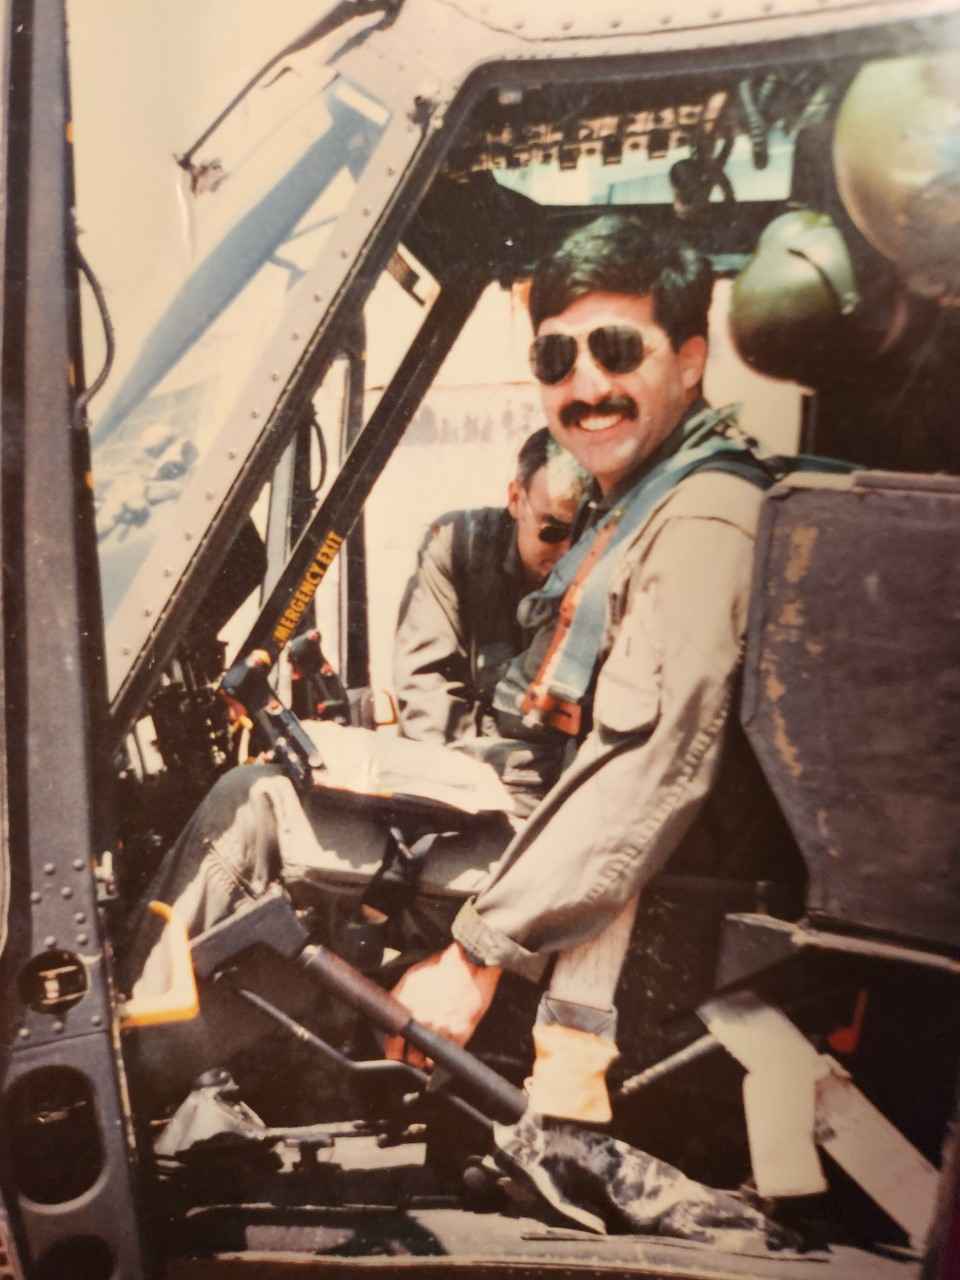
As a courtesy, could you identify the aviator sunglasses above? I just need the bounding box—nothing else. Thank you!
[530,323,647,386]
[518,486,573,544]
[537,518,573,545]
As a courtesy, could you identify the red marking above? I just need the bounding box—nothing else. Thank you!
[521,520,619,737]
[220,691,248,724]
[827,988,868,1055]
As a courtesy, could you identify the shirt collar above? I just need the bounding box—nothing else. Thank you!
[585,397,711,517]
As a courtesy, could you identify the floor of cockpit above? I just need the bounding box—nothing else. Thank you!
[156,1131,922,1280]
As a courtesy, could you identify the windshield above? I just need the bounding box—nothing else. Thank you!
[88,72,390,622]
[493,126,793,206]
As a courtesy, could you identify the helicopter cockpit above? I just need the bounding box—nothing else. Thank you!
[6,2,960,1275]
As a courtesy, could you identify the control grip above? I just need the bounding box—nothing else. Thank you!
[297,942,526,1124]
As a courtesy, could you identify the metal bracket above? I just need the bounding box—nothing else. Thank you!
[699,991,938,1247]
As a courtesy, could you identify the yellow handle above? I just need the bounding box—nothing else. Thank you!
[119,902,199,1030]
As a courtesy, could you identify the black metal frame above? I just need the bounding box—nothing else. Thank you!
[0,2,147,1274]
[231,265,487,671]
[339,317,372,692]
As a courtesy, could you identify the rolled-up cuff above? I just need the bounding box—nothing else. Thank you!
[451,899,548,983]
[536,992,618,1040]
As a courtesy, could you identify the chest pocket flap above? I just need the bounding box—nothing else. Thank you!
[593,586,661,736]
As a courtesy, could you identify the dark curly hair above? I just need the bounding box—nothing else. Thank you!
[529,215,714,351]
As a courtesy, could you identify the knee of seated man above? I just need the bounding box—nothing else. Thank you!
[205,761,288,814]
[198,763,290,842]
[178,763,294,894]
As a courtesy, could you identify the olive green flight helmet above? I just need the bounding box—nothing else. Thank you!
[834,53,960,305]
[729,208,860,385]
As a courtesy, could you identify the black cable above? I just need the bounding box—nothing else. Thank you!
[737,78,769,171]
[310,410,329,497]
[74,245,116,426]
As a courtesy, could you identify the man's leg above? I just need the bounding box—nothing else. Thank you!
[119,764,390,1108]
[120,765,393,994]
[527,897,639,1122]
[120,768,515,1110]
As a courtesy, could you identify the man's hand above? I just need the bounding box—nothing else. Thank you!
[385,942,502,1069]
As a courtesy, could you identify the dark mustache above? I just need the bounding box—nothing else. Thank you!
[560,395,638,428]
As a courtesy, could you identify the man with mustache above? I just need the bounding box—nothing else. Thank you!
[123,215,794,1121]
[385,214,796,1084]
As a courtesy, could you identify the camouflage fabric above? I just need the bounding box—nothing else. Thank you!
[494,1111,800,1251]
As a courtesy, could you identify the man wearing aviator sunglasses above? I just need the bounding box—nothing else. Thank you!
[393,427,587,815]
[387,215,797,1086]
[122,215,792,1135]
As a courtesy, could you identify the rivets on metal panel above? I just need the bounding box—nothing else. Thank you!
[61,887,73,900]
[53,1021,64,1034]
[30,892,41,904]
[228,450,238,461]
[91,1013,102,1027]
[43,863,55,876]
[44,936,56,948]
[72,859,84,871]
[18,1027,30,1040]
[77,933,88,946]
[74,912,86,924]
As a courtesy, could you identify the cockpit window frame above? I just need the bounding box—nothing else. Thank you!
[99,1,959,747]
[103,82,424,740]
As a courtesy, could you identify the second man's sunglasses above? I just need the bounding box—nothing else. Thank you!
[537,519,572,545]
[519,487,573,544]
[529,323,647,386]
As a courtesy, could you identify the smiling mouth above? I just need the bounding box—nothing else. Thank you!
[576,412,628,434]
[561,396,638,433]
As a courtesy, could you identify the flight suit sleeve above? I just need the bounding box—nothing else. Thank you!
[451,505,757,982]
[393,516,479,745]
